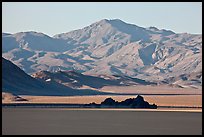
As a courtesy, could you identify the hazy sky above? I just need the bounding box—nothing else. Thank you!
[2,2,202,36]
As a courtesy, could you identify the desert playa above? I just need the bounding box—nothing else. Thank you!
[2,85,202,135]
[3,85,202,111]
[2,108,202,135]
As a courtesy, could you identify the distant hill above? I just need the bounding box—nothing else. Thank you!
[32,70,156,89]
[2,57,108,96]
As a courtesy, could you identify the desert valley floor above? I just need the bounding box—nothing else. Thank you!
[2,108,202,135]
[2,75,202,136]
[3,85,202,109]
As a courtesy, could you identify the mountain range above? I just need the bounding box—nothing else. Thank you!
[3,57,158,96]
[2,19,202,88]
[2,57,108,96]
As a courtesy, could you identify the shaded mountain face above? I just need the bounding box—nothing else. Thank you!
[2,57,107,96]
[32,70,156,89]
[2,19,202,88]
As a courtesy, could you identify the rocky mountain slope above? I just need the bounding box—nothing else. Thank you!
[2,19,202,88]
[32,70,156,89]
[2,57,107,96]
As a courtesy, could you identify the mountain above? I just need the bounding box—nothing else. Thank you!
[2,31,79,73]
[53,19,175,59]
[2,31,72,52]
[2,57,107,96]
[32,70,156,89]
[160,71,202,88]
[2,19,202,88]
[54,19,151,47]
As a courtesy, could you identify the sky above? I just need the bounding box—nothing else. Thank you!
[2,2,202,36]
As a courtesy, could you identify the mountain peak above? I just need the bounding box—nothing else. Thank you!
[98,19,109,22]
[96,19,132,26]
[97,19,140,28]
[148,26,159,31]
[109,19,127,23]
[146,26,175,35]
[93,19,111,26]
[13,31,49,38]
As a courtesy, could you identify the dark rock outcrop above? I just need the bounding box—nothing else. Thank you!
[85,95,157,109]
[101,98,117,106]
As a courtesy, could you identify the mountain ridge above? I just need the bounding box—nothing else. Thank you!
[2,19,202,88]
[2,57,108,96]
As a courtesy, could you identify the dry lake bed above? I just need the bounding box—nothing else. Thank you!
[2,108,202,135]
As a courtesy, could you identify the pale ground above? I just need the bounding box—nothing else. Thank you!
[2,85,202,111]
[97,85,202,94]
[3,108,202,135]
[5,95,200,108]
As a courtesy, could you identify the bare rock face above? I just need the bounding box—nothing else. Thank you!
[2,19,202,88]
[101,98,117,106]
[31,70,156,89]
[99,95,157,109]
